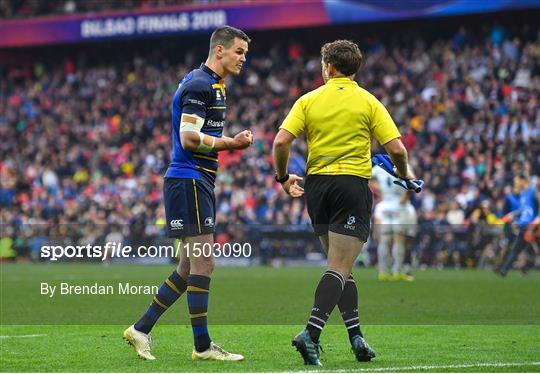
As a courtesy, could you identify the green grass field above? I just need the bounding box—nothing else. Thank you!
[1,264,539,372]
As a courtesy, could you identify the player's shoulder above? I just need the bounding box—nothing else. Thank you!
[180,68,213,93]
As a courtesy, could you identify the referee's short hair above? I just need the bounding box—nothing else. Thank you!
[321,40,363,76]
[209,25,251,54]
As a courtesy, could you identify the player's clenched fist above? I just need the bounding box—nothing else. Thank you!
[232,130,253,150]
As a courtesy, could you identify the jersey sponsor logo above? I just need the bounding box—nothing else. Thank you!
[344,215,357,230]
[206,119,225,128]
[187,98,205,106]
[170,219,184,230]
[204,217,214,227]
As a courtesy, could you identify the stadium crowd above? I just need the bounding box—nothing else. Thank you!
[1,22,539,268]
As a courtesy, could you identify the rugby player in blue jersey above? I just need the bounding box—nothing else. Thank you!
[498,174,538,277]
[124,25,252,361]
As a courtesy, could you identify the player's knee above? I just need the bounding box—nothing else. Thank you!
[205,257,215,274]
[177,258,190,279]
[379,233,392,247]
[327,256,353,278]
[190,256,215,276]
[326,265,350,280]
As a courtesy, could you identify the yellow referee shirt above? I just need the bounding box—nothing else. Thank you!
[280,77,401,179]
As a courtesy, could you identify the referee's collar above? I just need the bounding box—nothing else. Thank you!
[327,77,357,85]
[200,63,222,81]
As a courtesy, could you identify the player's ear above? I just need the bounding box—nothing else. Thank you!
[328,63,335,78]
[321,62,328,80]
[215,44,224,58]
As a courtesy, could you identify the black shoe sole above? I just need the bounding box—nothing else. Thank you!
[354,348,376,362]
[292,339,310,365]
[355,353,374,362]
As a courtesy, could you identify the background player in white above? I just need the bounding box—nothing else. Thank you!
[371,164,417,281]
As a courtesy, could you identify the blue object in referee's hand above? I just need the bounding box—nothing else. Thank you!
[371,154,424,193]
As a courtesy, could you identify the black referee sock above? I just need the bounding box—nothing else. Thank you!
[338,274,363,344]
[134,270,187,334]
[306,270,345,344]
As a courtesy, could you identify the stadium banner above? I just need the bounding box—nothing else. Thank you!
[0,1,328,48]
[1,0,538,48]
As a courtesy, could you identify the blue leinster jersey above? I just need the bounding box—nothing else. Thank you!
[516,186,538,226]
[165,64,226,186]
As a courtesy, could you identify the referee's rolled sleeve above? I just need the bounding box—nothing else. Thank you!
[370,98,401,145]
[279,97,306,137]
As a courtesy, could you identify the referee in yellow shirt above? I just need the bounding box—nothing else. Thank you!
[273,40,412,366]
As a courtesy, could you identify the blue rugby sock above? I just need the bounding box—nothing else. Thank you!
[187,274,212,352]
[134,270,187,334]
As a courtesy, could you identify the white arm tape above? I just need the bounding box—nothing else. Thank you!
[180,113,204,133]
[197,132,215,152]
[180,113,214,152]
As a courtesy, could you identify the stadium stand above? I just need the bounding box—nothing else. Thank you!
[1,17,538,268]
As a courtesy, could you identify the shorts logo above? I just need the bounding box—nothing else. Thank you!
[204,217,214,227]
[170,219,184,230]
[345,215,356,231]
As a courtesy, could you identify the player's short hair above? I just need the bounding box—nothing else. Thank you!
[321,40,363,76]
[209,25,250,54]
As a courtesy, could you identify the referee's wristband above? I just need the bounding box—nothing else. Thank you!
[275,173,290,184]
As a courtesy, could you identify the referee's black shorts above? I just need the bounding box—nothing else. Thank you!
[305,174,373,242]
